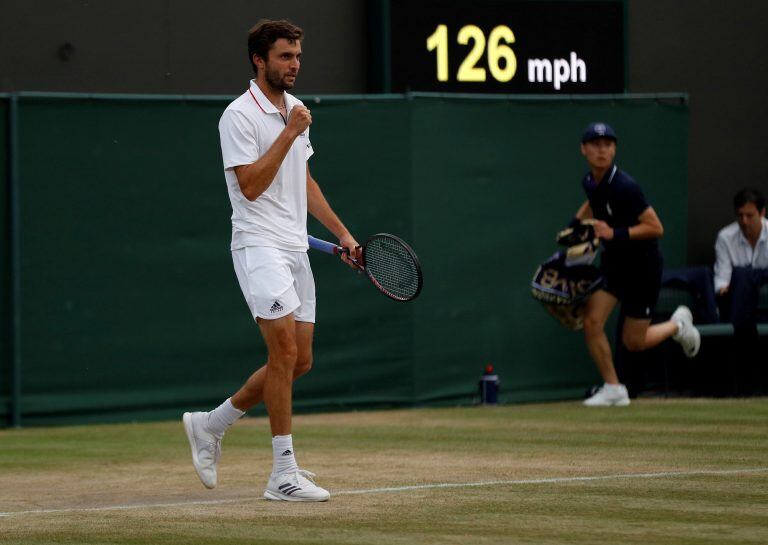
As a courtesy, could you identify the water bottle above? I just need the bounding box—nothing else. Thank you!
[479,364,499,405]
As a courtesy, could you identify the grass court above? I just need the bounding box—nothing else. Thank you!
[1,398,767,544]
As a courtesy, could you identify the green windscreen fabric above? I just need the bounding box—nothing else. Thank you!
[0,97,9,421]
[409,97,688,404]
[15,97,250,423]
[4,93,687,426]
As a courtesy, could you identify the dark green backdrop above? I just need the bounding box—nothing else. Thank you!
[0,93,688,426]
[1,97,9,417]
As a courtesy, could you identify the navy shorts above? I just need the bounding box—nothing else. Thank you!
[600,250,663,319]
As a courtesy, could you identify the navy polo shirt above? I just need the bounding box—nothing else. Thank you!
[582,164,659,258]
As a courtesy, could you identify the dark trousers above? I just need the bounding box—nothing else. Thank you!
[719,266,768,336]
[719,266,768,394]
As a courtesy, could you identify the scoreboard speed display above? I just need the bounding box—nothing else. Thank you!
[388,0,624,94]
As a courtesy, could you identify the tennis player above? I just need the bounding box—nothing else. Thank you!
[183,19,359,502]
[574,123,701,407]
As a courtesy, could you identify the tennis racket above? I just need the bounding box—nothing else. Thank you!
[308,233,423,302]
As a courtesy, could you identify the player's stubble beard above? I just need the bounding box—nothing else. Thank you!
[264,65,296,92]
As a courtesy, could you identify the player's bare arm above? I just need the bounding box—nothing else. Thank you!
[594,206,664,241]
[233,105,312,201]
[306,166,360,263]
[575,200,593,220]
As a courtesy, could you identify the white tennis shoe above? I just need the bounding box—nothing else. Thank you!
[671,305,701,358]
[583,383,630,407]
[183,411,221,489]
[264,469,330,502]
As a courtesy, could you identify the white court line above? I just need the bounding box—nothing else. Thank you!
[1,467,767,518]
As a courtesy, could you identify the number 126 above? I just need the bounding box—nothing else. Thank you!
[426,24,517,83]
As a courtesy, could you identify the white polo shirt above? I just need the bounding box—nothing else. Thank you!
[218,80,314,251]
[714,218,768,290]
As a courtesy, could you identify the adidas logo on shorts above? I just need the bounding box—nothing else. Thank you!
[269,300,284,314]
[281,449,293,456]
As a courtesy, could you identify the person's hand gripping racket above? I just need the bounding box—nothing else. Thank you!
[337,233,362,270]
[308,233,423,302]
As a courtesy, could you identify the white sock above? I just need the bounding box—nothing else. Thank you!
[672,320,685,340]
[272,434,299,477]
[206,398,244,438]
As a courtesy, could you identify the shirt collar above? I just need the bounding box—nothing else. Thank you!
[736,218,768,246]
[584,163,618,191]
[759,218,768,243]
[603,164,618,185]
[248,79,289,115]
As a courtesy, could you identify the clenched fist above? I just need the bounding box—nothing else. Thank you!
[287,105,312,137]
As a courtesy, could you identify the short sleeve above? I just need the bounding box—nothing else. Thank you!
[622,181,650,220]
[305,128,314,161]
[219,109,259,170]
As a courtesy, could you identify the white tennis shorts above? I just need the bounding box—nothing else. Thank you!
[231,246,316,323]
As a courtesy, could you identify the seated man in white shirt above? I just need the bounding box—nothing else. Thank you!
[713,187,768,337]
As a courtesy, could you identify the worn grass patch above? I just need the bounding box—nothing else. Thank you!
[1,399,767,544]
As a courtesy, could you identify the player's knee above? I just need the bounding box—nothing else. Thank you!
[279,346,299,367]
[294,355,313,378]
[271,338,298,369]
[622,333,645,352]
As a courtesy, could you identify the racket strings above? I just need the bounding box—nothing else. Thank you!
[364,237,421,300]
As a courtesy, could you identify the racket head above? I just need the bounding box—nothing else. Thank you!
[361,233,423,302]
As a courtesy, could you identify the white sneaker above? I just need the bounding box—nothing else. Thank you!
[183,411,221,489]
[264,469,330,502]
[671,305,701,358]
[583,383,630,407]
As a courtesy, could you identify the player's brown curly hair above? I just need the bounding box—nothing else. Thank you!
[247,19,304,76]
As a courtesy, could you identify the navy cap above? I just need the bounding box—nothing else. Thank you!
[581,122,618,143]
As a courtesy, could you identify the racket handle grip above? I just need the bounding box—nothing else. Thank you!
[308,235,342,255]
